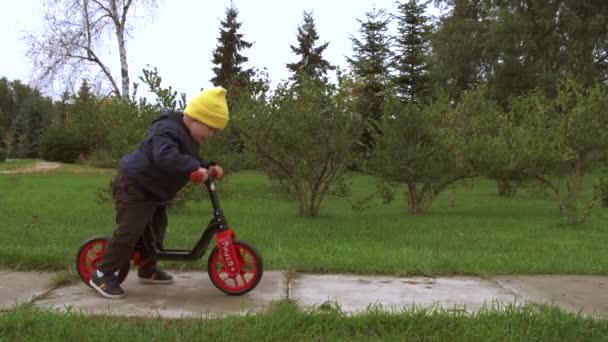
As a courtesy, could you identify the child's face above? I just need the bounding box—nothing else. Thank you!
[189,121,216,143]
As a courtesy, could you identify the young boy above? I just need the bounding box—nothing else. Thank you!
[90,87,229,299]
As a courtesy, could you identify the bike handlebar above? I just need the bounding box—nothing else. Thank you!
[190,170,206,183]
[190,168,221,184]
[190,168,222,210]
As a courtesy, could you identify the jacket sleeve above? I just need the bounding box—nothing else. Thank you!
[151,132,200,174]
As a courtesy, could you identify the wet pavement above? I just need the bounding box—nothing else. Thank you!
[36,271,286,318]
[290,274,521,313]
[495,275,608,315]
[0,270,54,310]
[2,270,608,318]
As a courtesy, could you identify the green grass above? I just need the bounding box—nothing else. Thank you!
[1,302,607,341]
[1,165,607,275]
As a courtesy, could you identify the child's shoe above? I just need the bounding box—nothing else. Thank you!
[138,266,174,284]
[90,272,125,299]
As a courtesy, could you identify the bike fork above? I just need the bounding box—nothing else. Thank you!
[215,229,242,277]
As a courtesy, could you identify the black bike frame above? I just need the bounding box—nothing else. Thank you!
[142,175,230,261]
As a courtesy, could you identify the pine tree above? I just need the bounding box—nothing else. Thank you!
[431,1,497,102]
[72,80,96,121]
[393,0,433,103]
[483,0,608,102]
[11,92,48,158]
[0,78,15,132]
[5,82,50,158]
[286,11,336,86]
[346,6,392,155]
[54,91,72,124]
[9,80,34,121]
[210,1,254,98]
[76,80,93,102]
[0,110,7,153]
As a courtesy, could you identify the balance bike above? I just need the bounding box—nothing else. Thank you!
[75,169,264,295]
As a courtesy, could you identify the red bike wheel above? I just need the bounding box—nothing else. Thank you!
[207,239,263,296]
[76,236,130,286]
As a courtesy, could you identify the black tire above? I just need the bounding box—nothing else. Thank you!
[76,235,131,287]
[207,239,264,296]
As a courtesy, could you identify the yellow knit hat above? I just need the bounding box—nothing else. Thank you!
[183,87,229,130]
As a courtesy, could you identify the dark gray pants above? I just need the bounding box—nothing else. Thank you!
[97,172,166,274]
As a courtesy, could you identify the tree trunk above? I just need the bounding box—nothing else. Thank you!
[85,0,122,97]
[295,182,307,216]
[497,179,517,197]
[110,0,131,98]
[560,160,585,217]
[309,191,319,217]
[116,27,130,98]
[406,182,423,214]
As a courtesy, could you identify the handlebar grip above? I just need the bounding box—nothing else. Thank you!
[190,171,205,183]
[210,167,223,180]
[191,168,221,183]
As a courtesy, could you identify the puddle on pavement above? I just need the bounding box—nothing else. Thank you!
[4,270,605,318]
[291,274,521,314]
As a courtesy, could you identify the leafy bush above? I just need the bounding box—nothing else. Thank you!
[39,125,91,163]
[370,93,473,214]
[83,98,157,166]
[595,176,608,208]
[243,76,362,216]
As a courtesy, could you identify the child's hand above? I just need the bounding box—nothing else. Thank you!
[190,167,209,183]
[190,166,223,183]
[209,165,224,180]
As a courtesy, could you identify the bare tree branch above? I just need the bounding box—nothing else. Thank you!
[25,0,157,98]
[90,0,114,19]
[122,0,134,26]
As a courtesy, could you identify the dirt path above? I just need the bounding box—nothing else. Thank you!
[0,161,61,174]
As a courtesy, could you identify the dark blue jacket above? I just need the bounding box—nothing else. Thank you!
[119,110,211,201]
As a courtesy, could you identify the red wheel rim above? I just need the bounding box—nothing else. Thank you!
[210,243,260,293]
[78,239,107,282]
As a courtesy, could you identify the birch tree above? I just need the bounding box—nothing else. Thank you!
[25,0,157,98]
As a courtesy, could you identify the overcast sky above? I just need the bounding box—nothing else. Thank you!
[0,0,441,100]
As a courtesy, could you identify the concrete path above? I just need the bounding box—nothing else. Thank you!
[0,270,54,310]
[2,270,608,318]
[36,271,286,319]
[495,275,608,315]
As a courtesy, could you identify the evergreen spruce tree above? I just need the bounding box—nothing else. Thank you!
[0,77,15,132]
[11,92,46,158]
[286,10,336,86]
[210,1,254,98]
[346,6,392,156]
[393,0,433,103]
